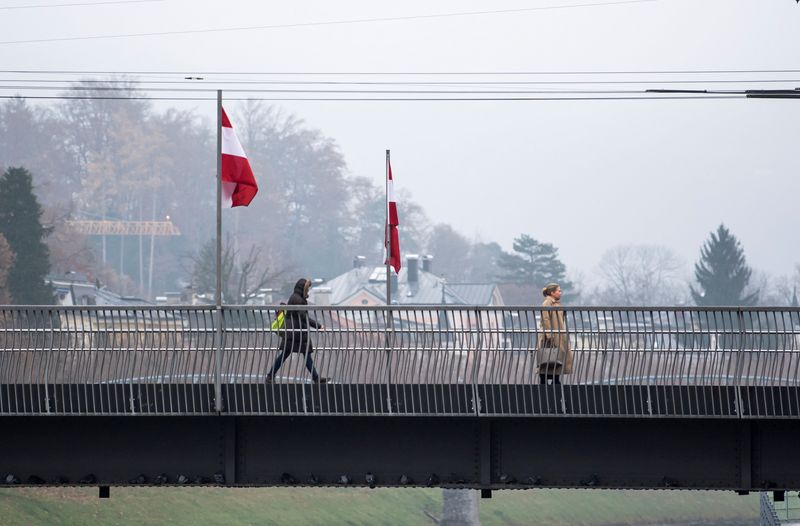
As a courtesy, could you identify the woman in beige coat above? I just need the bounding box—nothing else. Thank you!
[537,283,574,384]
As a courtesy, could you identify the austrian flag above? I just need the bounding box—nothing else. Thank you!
[221,108,258,207]
[385,159,401,273]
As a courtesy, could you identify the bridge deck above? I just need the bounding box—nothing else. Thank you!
[2,384,799,417]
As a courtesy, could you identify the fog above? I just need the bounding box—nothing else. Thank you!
[2,0,799,281]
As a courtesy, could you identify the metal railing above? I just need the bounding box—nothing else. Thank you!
[765,492,800,524]
[1,305,799,417]
[762,492,783,526]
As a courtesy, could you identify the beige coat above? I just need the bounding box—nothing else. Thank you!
[537,295,574,374]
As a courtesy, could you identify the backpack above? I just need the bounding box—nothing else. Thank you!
[271,311,285,331]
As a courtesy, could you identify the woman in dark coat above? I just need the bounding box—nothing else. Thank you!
[265,278,327,384]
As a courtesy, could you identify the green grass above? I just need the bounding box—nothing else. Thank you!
[0,487,759,526]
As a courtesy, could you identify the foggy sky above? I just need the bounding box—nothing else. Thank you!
[2,0,799,282]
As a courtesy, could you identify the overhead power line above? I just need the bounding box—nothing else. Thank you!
[1,81,796,97]
[0,94,744,102]
[0,0,658,45]
[648,87,800,99]
[3,77,800,86]
[3,68,800,76]
[0,0,161,9]
[0,85,709,94]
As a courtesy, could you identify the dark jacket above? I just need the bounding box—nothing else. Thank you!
[282,278,321,353]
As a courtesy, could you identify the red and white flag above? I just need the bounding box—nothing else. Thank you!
[221,108,258,207]
[385,159,401,273]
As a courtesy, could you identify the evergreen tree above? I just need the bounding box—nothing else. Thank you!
[0,167,53,304]
[496,234,573,292]
[0,233,15,304]
[690,224,757,306]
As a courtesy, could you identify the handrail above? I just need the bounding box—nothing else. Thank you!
[1,305,799,417]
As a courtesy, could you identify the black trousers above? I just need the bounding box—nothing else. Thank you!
[539,373,561,385]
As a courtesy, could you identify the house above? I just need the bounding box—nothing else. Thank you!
[308,255,505,340]
[310,255,503,307]
[47,272,151,307]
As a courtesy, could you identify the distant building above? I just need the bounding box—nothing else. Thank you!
[310,254,503,307]
[496,283,540,306]
[47,272,151,307]
[309,255,504,337]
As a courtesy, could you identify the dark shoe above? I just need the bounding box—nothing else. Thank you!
[313,377,328,385]
[265,374,273,384]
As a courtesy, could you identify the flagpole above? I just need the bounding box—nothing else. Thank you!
[385,149,391,306]
[216,91,223,309]
[384,149,393,414]
[214,89,223,413]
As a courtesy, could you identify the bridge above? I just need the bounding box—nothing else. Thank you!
[1,305,799,494]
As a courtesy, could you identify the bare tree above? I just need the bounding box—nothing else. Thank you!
[191,236,286,304]
[426,224,471,281]
[753,265,800,306]
[596,245,686,305]
[777,264,800,306]
[43,204,96,276]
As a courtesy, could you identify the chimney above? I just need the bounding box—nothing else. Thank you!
[407,254,420,285]
[258,288,274,305]
[314,286,332,306]
[422,254,434,273]
[353,255,366,269]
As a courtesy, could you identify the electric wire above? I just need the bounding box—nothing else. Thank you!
[0,0,162,9]
[2,77,800,86]
[0,81,795,97]
[0,85,711,94]
[0,0,657,45]
[0,94,745,102]
[3,68,800,76]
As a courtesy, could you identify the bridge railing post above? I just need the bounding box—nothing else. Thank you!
[734,308,745,419]
[214,305,224,414]
[472,308,483,417]
[384,306,393,415]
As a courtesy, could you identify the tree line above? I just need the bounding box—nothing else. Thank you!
[0,81,797,306]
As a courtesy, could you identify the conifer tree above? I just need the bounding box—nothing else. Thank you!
[497,234,573,292]
[690,224,757,306]
[0,167,53,304]
[0,233,15,304]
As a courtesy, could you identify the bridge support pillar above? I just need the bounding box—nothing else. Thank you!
[223,416,237,486]
[479,420,493,487]
[739,420,752,491]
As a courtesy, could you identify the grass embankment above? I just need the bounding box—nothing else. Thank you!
[0,487,758,526]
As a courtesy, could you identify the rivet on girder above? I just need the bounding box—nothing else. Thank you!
[499,474,517,484]
[525,476,542,486]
